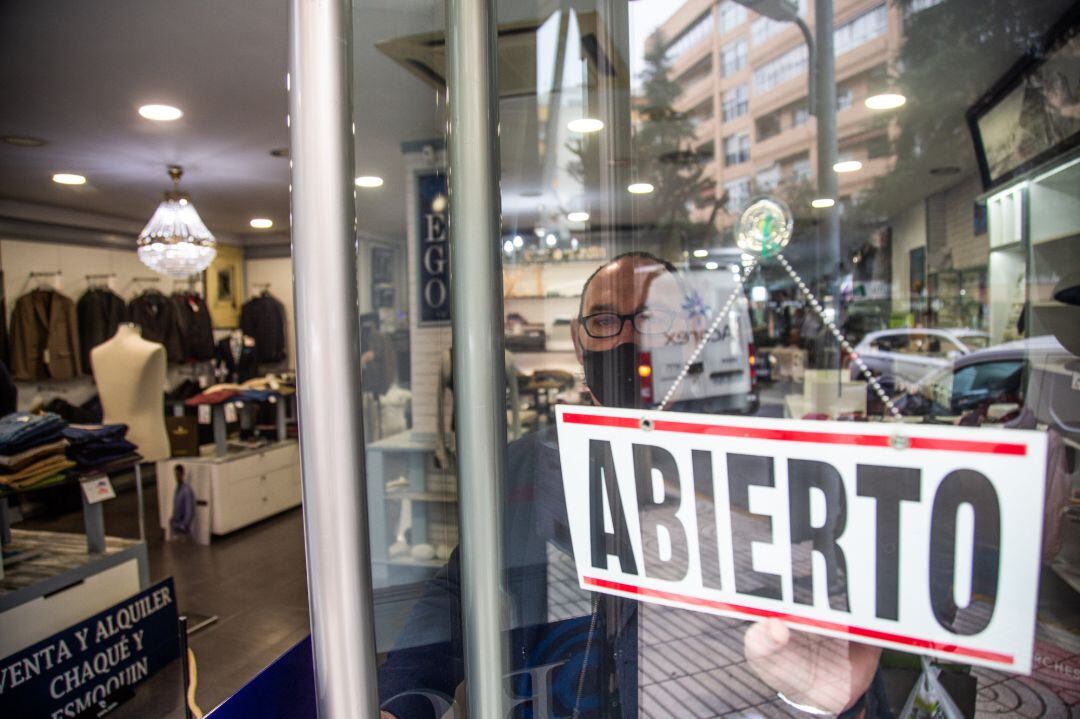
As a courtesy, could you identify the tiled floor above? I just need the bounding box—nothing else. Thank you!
[14,471,311,716]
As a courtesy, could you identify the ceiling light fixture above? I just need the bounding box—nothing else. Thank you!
[567,211,590,222]
[811,198,836,209]
[250,218,274,229]
[545,234,558,247]
[355,175,384,188]
[3,136,47,147]
[513,235,524,248]
[833,160,863,173]
[864,93,906,110]
[705,261,719,270]
[567,118,604,133]
[52,173,86,185]
[137,165,217,278]
[138,104,184,121]
[627,182,655,194]
[503,240,514,254]
[692,249,709,258]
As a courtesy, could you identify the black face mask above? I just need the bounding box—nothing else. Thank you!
[583,343,642,409]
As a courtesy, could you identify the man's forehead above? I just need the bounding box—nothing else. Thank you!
[583,259,679,308]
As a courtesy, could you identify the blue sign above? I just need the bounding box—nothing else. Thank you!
[207,637,316,719]
[0,578,179,719]
[417,171,450,325]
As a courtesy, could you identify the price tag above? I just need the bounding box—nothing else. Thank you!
[224,403,239,423]
[198,405,211,424]
[80,475,116,504]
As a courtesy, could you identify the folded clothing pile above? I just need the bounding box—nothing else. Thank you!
[62,424,140,471]
[0,412,75,489]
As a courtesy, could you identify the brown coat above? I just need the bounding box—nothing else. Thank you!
[9,289,83,381]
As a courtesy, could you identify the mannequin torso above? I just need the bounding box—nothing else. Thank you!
[90,323,170,462]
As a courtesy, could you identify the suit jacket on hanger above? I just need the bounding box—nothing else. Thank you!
[9,288,82,381]
[77,288,128,372]
[240,293,287,364]
[171,292,215,362]
[129,290,183,361]
[215,336,259,383]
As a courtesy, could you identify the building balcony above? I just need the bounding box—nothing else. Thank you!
[670,40,714,80]
[751,123,814,166]
[676,76,715,114]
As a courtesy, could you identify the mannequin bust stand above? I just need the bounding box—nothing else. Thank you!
[90,323,170,463]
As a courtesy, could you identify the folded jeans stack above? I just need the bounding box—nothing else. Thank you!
[0,412,75,489]
[62,423,140,471]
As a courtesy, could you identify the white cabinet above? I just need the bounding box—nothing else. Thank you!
[156,441,301,544]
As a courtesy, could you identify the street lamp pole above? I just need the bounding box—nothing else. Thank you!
[813,0,841,366]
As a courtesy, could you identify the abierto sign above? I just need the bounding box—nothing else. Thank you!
[555,406,1048,673]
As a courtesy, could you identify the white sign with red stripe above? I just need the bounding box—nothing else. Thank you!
[555,405,1048,673]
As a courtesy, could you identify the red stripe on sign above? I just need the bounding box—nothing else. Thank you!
[583,576,1014,666]
[560,413,1026,456]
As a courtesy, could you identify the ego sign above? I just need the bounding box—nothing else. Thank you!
[555,406,1048,673]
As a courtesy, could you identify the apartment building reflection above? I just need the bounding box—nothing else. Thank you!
[659,0,916,222]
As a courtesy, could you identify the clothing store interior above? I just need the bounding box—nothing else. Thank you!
[1,0,1079,717]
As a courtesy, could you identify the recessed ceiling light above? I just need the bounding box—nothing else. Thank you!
[52,173,86,185]
[269,147,290,158]
[250,218,274,229]
[627,182,655,194]
[811,198,836,208]
[929,165,961,176]
[138,104,184,121]
[833,160,863,173]
[545,234,558,247]
[355,175,383,188]
[512,235,524,248]
[692,249,709,258]
[567,118,604,133]
[704,261,719,270]
[503,240,514,254]
[864,93,906,110]
[3,135,47,147]
[567,211,590,222]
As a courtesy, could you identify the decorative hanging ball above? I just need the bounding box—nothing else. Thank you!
[736,196,793,258]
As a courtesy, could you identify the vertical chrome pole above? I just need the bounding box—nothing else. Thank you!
[446,0,509,715]
[814,0,841,372]
[289,0,381,716]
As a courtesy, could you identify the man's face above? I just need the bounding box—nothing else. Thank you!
[571,257,683,406]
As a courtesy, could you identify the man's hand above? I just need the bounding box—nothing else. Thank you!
[744,619,881,715]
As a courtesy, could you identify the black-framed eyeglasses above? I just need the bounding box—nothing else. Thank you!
[579,309,677,339]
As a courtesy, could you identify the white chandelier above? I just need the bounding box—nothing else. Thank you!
[137,165,217,278]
